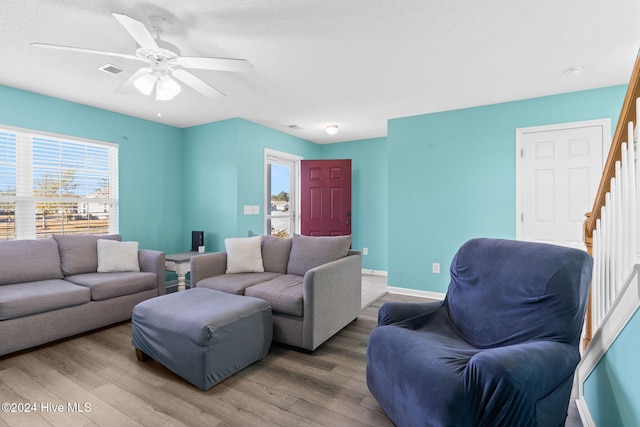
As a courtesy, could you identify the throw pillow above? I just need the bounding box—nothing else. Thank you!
[225,235,265,273]
[97,239,140,273]
[287,234,352,276]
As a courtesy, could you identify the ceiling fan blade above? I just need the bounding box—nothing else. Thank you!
[172,69,225,98]
[31,43,139,61]
[116,67,153,94]
[177,56,253,73]
[112,12,159,52]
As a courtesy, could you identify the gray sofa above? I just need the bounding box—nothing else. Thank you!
[0,234,165,357]
[191,234,362,351]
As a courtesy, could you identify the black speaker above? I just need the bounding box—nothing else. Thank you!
[191,231,204,251]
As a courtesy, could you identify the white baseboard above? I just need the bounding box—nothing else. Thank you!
[575,397,596,427]
[576,265,640,397]
[362,269,387,276]
[388,286,445,301]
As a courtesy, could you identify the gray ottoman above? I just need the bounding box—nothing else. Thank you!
[131,288,272,390]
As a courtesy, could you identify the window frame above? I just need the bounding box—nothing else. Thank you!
[0,125,118,240]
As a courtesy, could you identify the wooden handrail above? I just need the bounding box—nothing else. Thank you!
[584,50,640,239]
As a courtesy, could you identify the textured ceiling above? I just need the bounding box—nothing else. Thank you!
[1,0,639,143]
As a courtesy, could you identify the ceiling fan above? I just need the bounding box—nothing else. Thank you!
[32,12,252,101]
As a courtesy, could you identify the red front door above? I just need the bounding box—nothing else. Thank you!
[300,159,352,236]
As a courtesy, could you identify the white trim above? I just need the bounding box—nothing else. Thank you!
[264,148,302,236]
[575,264,640,397]
[0,123,118,148]
[515,119,612,240]
[388,286,446,301]
[362,269,387,276]
[575,397,596,427]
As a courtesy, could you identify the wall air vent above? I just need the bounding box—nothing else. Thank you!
[99,64,123,75]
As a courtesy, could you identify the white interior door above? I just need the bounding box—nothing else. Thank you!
[516,120,610,250]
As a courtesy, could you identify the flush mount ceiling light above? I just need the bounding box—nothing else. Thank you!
[562,66,582,77]
[326,124,339,135]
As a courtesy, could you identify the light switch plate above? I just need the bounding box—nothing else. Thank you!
[243,205,252,215]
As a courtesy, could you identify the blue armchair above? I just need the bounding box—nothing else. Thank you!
[366,238,593,427]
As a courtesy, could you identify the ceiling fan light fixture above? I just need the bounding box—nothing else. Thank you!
[133,73,156,95]
[326,124,339,135]
[156,74,181,100]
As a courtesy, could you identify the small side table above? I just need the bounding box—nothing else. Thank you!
[165,252,199,291]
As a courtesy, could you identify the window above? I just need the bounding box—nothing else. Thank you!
[0,126,118,240]
[264,149,301,237]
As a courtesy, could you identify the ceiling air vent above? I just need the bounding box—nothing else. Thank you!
[99,64,123,75]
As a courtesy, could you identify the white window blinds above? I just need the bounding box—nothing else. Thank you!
[0,126,118,240]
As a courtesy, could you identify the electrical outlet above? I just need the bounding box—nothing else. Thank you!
[432,263,440,274]
[363,247,368,255]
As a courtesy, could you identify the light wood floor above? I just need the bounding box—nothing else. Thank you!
[0,293,428,427]
[0,287,583,427]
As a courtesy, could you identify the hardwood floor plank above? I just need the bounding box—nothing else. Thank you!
[0,367,90,426]
[91,383,184,427]
[29,369,141,427]
[94,366,223,427]
[0,383,51,427]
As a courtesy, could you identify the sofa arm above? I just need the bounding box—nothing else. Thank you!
[138,249,166,296]
[190,251,227,287]
[302,252,362,350]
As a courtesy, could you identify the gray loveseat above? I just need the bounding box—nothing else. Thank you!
[191,234,362,351]
[0,234,165,356]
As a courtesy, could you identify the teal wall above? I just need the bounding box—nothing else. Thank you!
[584,308,640,425]
[321,137,388,271]
[0,85,184,253]
[387,85,627,293]
[182,118,320,253]
[3,83,637,423]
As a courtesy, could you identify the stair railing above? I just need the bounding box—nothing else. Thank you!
[583,50,640,345]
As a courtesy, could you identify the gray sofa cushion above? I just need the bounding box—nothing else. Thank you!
[197,272,282,295]
[245,274,304,317]
[65,272,158,301]
[0,238,63,285]
[287,234,352,276]
[261,235,292,274]
[0,279,91,320]
[54,234,121,275]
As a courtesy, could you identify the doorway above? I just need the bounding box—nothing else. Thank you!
[516,119,611,250]
[264,149,301,237]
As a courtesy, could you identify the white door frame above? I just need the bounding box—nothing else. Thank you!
[264,148,302,236]
[515,119,611,240]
